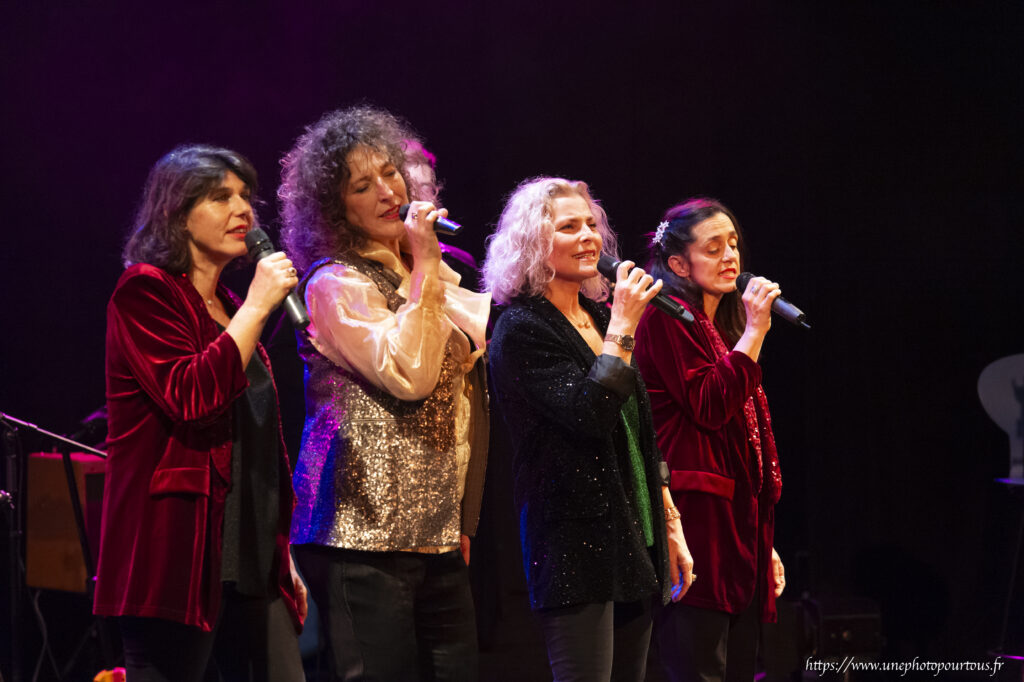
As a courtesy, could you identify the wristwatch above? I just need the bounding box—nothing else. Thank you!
[605,333,635,351]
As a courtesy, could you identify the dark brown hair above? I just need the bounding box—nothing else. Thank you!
[645,197,748,346]
[122,144,258,275]
[278,105,433,270]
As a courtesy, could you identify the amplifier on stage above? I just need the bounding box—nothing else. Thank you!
[806,596,884,658]
[26,452,105,593]
[763,596,883,680]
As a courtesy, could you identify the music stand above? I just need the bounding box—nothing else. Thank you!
[0,410,111,682]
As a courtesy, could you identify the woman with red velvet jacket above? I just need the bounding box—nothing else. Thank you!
[633,198,786,682]
[94,145,306,682]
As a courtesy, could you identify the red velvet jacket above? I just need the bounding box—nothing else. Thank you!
[634,298,780,622]
[93,264,300,631]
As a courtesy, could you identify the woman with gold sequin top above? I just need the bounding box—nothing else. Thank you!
[633,198,785,682]
[279,106,490,681]
[483,177,694,681]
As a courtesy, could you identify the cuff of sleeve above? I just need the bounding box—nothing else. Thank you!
[724,349,763,382]
[589,353,636,399]
[418,272,445,311]
[216,330,249,390]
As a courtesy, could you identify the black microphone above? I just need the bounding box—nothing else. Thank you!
[398,204,462,236]
[244,228,310,330]
[597,255,695,325]
[736,272,810,329]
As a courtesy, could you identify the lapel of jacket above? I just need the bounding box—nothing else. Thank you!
[521,295,610,373]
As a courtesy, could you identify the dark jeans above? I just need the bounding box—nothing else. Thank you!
[119,586,304,682]
[652,593,760,682]
[536,600,652,682]
[295,545,478,682]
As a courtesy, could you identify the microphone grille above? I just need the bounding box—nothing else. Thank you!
[596,254,618,280]
[735,272,753,293]
[244,227,272,257]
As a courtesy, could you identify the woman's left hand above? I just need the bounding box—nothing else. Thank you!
[771,547,786,598]
[667,518,695,602]
[289,553,309,622]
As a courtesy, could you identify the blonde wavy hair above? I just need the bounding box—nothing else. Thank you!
[482,177,618,304]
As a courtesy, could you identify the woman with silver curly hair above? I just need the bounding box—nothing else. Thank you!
[483,177,694,681]
[279,106,490,681]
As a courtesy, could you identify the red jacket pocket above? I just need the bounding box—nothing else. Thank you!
[150,465,210,496]
[670,470,735,500]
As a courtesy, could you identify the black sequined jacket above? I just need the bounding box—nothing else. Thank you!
[489,294,671,610]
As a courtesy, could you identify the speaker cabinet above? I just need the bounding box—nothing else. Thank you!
[26,452,105,593]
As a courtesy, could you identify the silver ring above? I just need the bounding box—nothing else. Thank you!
[751,286,761,295]
[287,267,297,276]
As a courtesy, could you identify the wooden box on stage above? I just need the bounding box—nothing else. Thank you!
[26,452,106,593]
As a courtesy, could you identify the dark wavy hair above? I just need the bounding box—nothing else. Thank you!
[645,198,748,346]
[279,106,435,270]
[122,144,258,275]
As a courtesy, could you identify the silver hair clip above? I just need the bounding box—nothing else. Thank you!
[652,221,669,247]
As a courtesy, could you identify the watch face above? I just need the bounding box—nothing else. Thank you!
[608,333,635,350]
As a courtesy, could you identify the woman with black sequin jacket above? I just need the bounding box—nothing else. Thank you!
[483,177,695,681]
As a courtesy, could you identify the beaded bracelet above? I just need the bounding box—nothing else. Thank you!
[664,506,681,522]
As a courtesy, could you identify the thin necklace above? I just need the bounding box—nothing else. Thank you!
[566,310,591,329]
[547,288,591,329]
[188,277,216,307]
[189,270,219,307]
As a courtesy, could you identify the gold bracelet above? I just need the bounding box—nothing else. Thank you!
[664,506,681,522]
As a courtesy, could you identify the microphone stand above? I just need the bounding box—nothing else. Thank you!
[1,413,26,682]
[0,411,110,681]
[991,477,1024,664]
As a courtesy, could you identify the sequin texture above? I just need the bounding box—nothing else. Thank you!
[489,296,669,610]
[290,257,462,550]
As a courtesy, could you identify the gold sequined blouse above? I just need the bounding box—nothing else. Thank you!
[290,241,490,552]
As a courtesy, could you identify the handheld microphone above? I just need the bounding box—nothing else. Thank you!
[597,255,695,325]
[398,204,462,236]
[244,228,310,330]
[736,272,810,329]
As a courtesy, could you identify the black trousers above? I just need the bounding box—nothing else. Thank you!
[119,586,304,682]
[535,600,653,682]
[295,545,478,682]
[652,592,760,682]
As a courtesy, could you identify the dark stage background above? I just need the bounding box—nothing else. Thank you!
[2,1,1022,679]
